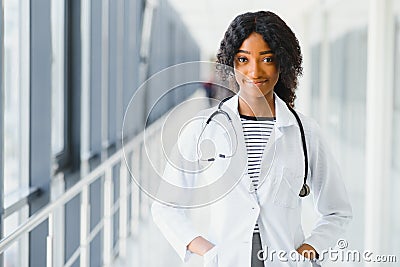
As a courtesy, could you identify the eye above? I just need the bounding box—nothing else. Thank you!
[237,57,247,63]
[263,57,274,63]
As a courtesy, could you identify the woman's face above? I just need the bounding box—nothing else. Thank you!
[233,32,279,99]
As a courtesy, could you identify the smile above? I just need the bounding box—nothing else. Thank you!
[246,80,268,86]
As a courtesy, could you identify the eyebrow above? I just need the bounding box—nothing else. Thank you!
[237,50,274,55]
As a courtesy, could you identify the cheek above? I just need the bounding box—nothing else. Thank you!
[268,67,280,81]
[234,68,246,84]
[273,70,280,81]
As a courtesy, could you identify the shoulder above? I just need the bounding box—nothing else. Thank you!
[180,105,218,138]
[196,105,217,118]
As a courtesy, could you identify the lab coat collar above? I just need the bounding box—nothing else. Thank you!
[223,93,297,129]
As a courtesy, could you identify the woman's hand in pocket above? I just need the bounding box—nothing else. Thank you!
[187,236,215,256]
[188,237,218,266]
[296,243,318,260]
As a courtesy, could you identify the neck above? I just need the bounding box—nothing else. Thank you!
[238,92,275,117]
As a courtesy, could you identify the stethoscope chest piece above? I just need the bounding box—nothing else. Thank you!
[299,183,310,197]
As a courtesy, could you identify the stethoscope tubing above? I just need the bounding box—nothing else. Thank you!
[197,96,310,197]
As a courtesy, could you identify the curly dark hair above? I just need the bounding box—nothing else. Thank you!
[216,11,303,107]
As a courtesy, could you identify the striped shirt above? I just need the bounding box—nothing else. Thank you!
[240,114,276,233]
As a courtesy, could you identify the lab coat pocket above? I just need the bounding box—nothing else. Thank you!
[203,245,218,267]
[272,168,302,209]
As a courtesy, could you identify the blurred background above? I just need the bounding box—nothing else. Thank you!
[0,0,399,266]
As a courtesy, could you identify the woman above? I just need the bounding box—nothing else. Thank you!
[152,11,352,267]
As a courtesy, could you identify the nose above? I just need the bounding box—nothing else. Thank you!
[248,60,262,79]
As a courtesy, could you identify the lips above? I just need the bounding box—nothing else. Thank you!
[246,79,268,86]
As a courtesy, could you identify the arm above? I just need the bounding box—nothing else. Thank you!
[301,119,353,260]
[153,201,216,261]
[151,113,214,262]
[151,147,201,262]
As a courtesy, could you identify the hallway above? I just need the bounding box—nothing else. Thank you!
[1,0,399,266]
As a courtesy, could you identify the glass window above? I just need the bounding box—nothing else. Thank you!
[329,28,368,253]
[325,7,368,253]
[4,0,22,195]
[3,0,30,194]
[310,44,320,123]
[391,15,400,254]
[3,0,30,266]
[4,213,21,266]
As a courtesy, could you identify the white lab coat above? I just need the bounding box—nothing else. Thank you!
[151,94,352,267]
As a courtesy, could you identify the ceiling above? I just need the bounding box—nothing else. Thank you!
[168,0,319,59]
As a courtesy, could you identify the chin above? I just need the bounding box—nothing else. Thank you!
[239,92,266,101]
[239,86,273,99]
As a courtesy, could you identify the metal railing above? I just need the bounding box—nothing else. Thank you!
[0,131,145,267]
[0,88,206,266]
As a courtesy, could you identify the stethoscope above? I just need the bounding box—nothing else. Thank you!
[196,96,310,197]
[196,96,238,161]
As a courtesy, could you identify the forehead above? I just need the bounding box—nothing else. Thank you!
[238,32,271,52]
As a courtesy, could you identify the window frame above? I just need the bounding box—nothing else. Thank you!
[52,0,72,174]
